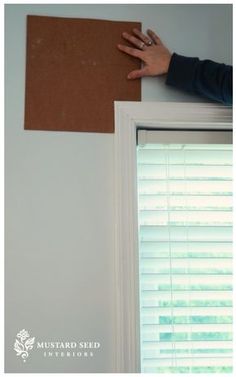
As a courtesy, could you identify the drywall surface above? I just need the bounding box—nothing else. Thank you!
[5,4,232,373]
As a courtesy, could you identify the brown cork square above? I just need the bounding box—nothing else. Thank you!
[24,15,141,133]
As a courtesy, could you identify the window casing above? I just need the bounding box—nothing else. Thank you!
[113,102,232,373]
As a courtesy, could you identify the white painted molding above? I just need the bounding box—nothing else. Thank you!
[113,101,232,373]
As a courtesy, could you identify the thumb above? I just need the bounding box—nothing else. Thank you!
[127,67,148,79]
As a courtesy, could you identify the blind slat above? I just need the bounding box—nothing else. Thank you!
[141,306,232,316]
[142,357,232,367]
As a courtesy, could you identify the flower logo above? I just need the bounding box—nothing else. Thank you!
[14,329,35,362]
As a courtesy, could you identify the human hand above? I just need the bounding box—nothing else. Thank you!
[117,28,172,79]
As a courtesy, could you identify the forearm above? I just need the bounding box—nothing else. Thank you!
[166,53,232,105]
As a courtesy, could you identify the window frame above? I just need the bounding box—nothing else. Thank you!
[113,101,232,373]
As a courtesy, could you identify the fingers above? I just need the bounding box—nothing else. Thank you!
[127,67,149,80]
[132,28,153,46]
[117,43,144,59]
[122,32,147,50]
[147,29,162,45]
[121,28,162,50]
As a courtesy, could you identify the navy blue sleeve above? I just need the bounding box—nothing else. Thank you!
[166,53,232,105]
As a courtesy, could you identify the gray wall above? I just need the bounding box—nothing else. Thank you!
[5,4,232,373]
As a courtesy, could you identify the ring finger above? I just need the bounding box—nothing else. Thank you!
[122,32,147,50]
[132,28,153,46]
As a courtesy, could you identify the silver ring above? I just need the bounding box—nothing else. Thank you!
[147,40,153,46]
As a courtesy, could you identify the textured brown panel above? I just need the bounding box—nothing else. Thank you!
[24,15,141,133]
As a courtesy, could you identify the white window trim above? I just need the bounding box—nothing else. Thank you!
[113,101,232,373]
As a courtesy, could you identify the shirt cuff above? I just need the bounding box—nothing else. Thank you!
[166,53,199,92]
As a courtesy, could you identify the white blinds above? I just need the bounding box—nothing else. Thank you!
[137,134,233,373]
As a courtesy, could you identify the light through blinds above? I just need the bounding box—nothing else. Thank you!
[137,130,233,373]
